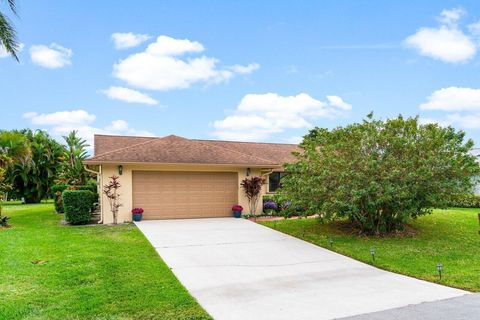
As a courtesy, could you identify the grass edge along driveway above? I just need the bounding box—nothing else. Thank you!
[0,202,211,320]
[259,208,480,292]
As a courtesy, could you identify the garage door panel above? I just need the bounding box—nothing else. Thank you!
[132,171,238,219]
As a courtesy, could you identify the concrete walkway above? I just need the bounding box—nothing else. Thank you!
[135,218,468,320]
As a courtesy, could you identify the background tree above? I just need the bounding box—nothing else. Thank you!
[280,114,480,235]
[0,0,20,61]
[0,130,30,197]
[58,130,90,186]
[7,129,64,203]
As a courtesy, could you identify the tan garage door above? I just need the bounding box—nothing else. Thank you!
[132,171,238,219]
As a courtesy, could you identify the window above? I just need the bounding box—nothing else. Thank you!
[268,172,287,193]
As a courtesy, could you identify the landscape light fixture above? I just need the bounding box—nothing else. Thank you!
[370,248,376,262]
[118,165,123,175]
[436,263,443,279]
[328,237,333,248]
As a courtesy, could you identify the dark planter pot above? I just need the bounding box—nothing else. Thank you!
[132,213,143,222]
[233,210,242,218]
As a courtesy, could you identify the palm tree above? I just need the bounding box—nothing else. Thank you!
[1,0,20,61]
[60,131,90,185]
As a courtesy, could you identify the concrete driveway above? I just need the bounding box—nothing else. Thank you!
[135,218,468,320]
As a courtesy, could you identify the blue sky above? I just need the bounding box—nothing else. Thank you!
[1,0,480,149]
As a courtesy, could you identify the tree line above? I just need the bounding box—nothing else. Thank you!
[0,129,93,203]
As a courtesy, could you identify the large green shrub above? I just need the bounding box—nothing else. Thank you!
[281,114,480,235]
[62,190,93,225]
[448,194,480,208]
[51,184,68,213]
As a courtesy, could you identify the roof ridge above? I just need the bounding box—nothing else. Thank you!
[90,137,162,159]
[194,138,297,146]
[194,139,278,165]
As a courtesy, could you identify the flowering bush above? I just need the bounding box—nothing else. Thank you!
[263,200,277,210]
[232,205,243,211]
[282,201,292,209]
[131,208,144,214]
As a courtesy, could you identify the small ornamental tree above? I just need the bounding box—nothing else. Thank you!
[280,114,480,235]
[240,176,265,216]
[103,175,122,224]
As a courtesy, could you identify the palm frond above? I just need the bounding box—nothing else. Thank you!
[6,0,18,16]
[0,12,19,61]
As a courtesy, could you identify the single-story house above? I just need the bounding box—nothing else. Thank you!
[84,134,298,223]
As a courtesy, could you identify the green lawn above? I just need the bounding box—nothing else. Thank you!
[0,202,211,320]
[259,208,480,292]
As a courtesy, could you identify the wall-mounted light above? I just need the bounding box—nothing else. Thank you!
[246,167,251,176]
[118,165,123,175]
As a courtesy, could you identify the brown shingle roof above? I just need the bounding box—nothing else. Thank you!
[85,134,298,166]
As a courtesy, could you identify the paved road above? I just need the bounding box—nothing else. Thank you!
[341,294,480,320]
[135,218,468,320]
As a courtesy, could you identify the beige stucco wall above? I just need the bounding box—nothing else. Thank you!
[99,163,273,224]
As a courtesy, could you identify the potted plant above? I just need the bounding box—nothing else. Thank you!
[231,205,243,218]
[131,208,144,221]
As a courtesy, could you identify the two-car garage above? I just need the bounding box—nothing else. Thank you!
[132,171,239,219]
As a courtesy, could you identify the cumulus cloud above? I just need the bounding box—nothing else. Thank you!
[419,86,480,132]
[112,35,260,91]
[404,8,477,63]
[29,43,73,68]
[111,32,151,49]
[419,87,480,111]
[228,63,260,74]
[211,92,351,141]
[0,43,24,58]
[23,109,153,148]
[102,86,158,105]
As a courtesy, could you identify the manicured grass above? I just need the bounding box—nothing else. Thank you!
[259,208,480,292]
[0,203,211,320]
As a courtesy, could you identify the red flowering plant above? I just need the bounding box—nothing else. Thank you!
[232,205,243,212]
[131,208,144,214]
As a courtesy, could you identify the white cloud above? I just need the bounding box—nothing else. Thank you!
[404,8,477,63]
[211,92,351,141]
[228,63,260,74]
[438,8,466,26]
[419,87,480,111]
[23,109,153,148]
[326,95,352,110]
[0,43,24,58]
[102,86,158,105]
[468,21,480,38]
[29,43,72,68]
[112,35,259,91]
[445,113,480,129]
[420,113,480,130]
[111,32,151,49]
[23,109,96,125]
[285,65,298,74]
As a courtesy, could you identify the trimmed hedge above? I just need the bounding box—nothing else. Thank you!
[448,193,480,208]
[51,184,68,213]
[62,190,93,225]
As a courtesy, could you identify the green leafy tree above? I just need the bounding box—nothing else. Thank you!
[58,130,90,186]
[1,0,20,61]
[280,114,480,235]
[7,130,64,203]
[0,130,30,195]
[0,130,30,225]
